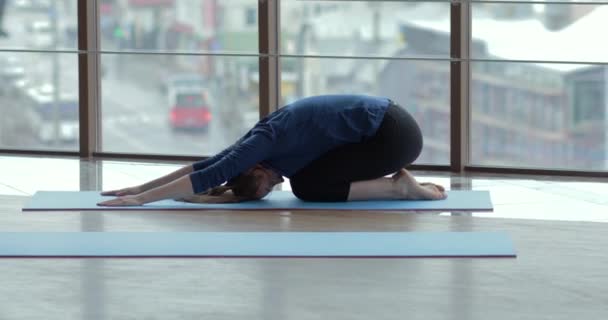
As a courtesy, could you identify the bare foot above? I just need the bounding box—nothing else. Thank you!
[392,169,447,200]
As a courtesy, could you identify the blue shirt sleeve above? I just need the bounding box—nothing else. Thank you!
[191,144,236,171]
[188,133,274,194]
[191,130,255,171]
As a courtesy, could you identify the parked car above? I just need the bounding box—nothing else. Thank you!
[25,84,78,143]
[168,87,212,131]
[0,55,27,96]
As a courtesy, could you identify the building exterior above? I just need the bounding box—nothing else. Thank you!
[378,13,607,169]
[565,66,607,169]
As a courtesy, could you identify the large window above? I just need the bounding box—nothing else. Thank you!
[1,1,607,173]
[99,0,258,155]
[0,1,78,151]
[100,53,258,155]
[280,1,451,165]
[471,3,608,170]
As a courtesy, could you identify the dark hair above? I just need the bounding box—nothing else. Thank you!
[229,173,261,198]
[207,173,261,200]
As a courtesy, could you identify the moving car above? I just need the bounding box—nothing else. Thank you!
[168,87,212,131]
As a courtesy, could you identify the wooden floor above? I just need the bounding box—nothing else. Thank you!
[0,155,607,319]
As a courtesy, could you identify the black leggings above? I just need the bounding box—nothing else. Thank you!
[290,102,423,202]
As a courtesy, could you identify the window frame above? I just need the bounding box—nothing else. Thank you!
[0,0,607,178]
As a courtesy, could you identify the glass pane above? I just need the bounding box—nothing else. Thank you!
[1,0,77,50]
[281,58,450,165]
[470,61,607,170]
[0,52,78,150]
[101,53,258,155]
[472,4,608,63]
[280,1,450,58]
[476,0,608,3]
[101,160,180,192]
[99,0,258,53]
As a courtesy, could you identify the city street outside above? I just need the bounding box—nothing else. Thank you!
[0,0,252,156]
[0,1,606,169]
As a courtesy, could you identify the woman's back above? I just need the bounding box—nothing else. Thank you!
[253,95,391,176]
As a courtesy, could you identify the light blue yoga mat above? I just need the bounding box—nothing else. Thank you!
[0,232,515,258]
[23,190,493,212]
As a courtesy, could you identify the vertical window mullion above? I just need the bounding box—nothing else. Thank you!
[258,0,280,118]
[450,0,471,172]
[78,0,100,158]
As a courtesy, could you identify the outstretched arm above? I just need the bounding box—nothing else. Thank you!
[189,133,274,194]
[98,132,274,206]
[101,164,194,196]
[102,136,244,197]
[98,174,195,206]
[192,139,243,171]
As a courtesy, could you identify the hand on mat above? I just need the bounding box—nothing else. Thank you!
[101,186,142,197]
[97,195,145,207]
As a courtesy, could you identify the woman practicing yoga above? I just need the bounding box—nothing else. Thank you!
[98,95,447,206]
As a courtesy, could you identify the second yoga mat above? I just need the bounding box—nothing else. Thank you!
[0,232,515,258]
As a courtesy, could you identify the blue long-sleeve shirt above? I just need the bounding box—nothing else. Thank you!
[189,95,391,193]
